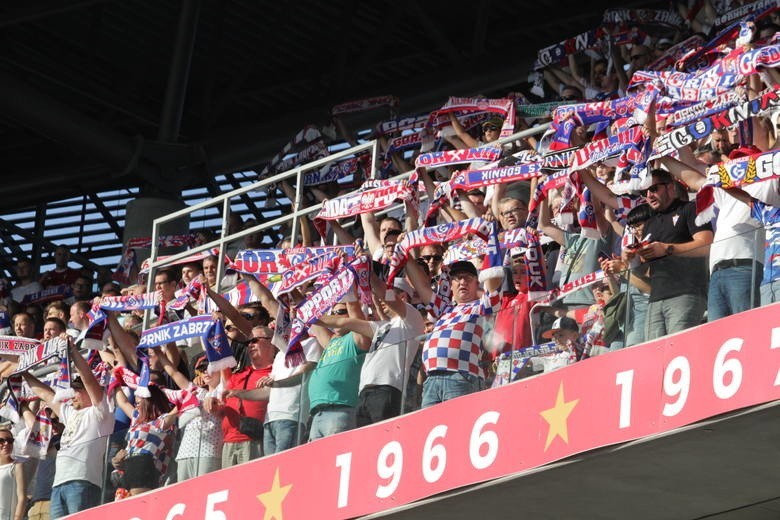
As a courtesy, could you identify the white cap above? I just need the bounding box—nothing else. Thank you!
[393,278,414,297]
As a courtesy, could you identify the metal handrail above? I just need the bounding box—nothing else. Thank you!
[144,120,552,293]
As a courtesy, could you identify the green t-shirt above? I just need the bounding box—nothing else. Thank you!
[308,333,365,411]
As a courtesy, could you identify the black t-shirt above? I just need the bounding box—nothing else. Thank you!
[643,199,711,302]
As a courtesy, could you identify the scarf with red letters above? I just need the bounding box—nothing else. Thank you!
[386,218,493,286]
[331,95,399,116]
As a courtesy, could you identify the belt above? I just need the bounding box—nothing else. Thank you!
[712,258,757,273]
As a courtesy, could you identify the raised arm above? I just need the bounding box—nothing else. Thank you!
[205,283,254,337]
[403,252,433,305]
[330,220,356,246]
[106,312,139,368]
[69,334,105,406]
[317,314,374,340]
[578,169,620,210]
[538,194,565,246]
[360,212,382,254]
[20,371,59,416]
[448,112,478,148]
[113,387,135,418]
[155,346,191,390]
[658,156,707,191]
[244,274,279,317]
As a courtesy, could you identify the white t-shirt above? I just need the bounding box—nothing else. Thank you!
[359,303,425,392]
[10,282,41,304]
[709,180,780,271]
[53,395,114,488]
[265,338,322,423]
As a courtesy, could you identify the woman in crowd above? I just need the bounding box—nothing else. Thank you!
[0,428,25,520]
[113,378,179,496]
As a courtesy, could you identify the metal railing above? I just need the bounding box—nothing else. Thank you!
[144,121,552,292]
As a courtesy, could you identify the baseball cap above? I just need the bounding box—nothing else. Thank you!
[542,316,579,339]
[392,278,414,297]
[482,117,504,130]
[448,260,478,277]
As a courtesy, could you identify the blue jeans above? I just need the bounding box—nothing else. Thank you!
[645,293,706,342]
[625,286,649,347]
[421,371,483,408]
[264,420,305,455]
[308,406,356,441]
[760,281,780,306]
[50,480,101,519]
[708,265,760,321]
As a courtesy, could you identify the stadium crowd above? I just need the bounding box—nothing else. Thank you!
[0,1,780,518]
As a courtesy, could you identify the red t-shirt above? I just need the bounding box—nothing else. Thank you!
[40,268,81,288]
[222,365,272,443]
[489,292,533,358]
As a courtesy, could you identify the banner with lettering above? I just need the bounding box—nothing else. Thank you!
[650,89,780,160]
[0,336,40,356]
[12,337,68,374]
[137,315,214,349]
[705,148,780,188]
[70,303,780,520]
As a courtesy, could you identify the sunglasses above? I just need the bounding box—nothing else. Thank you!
[331,309,349,316]
[240,312,258,321]
[0,438,13,445]
[483,125,499,132]
[224,324,237,332]
[248,336,272,344]
[421,255,443,262]
[640,182,669,196]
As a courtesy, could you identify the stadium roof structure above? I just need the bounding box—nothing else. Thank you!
[0,0,641,276]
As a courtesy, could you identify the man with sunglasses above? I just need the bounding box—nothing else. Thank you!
[637,169,713,340]
[654,143,780,322]
[306,301,371,441]
[220,325,275,468]
[418,244,444,278]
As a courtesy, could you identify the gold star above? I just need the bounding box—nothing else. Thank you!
[257,468,293,520]
[539,382,579,451]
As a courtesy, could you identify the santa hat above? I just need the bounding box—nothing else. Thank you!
[479,222,506,283]
[203,320,237,374]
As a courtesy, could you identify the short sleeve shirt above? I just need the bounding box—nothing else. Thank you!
[422,289,502,377]
[642,199,712,302]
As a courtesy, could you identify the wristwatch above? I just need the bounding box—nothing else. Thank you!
[665,244,674,256]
